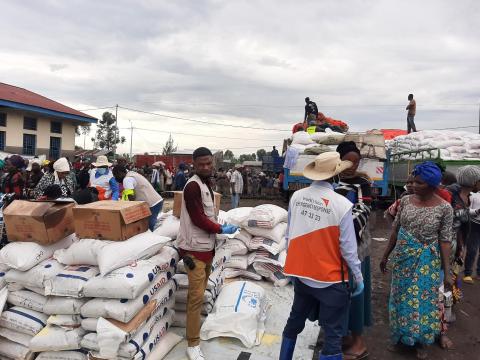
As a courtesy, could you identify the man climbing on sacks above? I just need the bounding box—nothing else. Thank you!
[177,146,238,360]
[280,152,364,360]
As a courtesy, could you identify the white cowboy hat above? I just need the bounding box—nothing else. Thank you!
[303,152,352,181]
[92,155,112,167]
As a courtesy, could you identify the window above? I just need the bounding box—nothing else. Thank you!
[23,134,36,156]
[49,136,61,160]
[51,121,62,134]
[0,113,6,127]
[23,116,37,130]
[0,131,5,151]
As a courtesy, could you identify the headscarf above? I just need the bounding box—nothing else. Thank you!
[456,165,480,188]
[8,155,26,170]
[53,158,70,173]
[53,157,71,184]
[412,161,442,187]
[336,141,360,159]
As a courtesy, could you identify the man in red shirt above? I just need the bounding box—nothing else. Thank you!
[177,147,238,360]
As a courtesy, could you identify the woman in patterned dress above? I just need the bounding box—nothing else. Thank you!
[380,162,453,360]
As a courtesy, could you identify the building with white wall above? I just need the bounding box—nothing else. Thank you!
[0,83,97,160]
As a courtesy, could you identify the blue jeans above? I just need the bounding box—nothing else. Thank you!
[231,193,240,209]
[283,279,349,356]
[407,115,416,133]
[149,201,164,231]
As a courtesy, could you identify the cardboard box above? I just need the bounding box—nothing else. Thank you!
[172,191,221,218]
[73,201,151,241]
[107,299,157,333]
[3,200,75,245]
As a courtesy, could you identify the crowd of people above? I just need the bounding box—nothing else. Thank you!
[214,167,284,201]
[280,139,480,360]
[2,133,478,359]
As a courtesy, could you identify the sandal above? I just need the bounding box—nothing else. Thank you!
[387,344,402,353]
[343,350,369,360]
[416,345,428,360]
[440,335,456,351]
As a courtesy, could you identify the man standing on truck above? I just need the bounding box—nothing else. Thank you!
[406,93,417,133]
[177,147,238,360]
[280,152,363,360]
[271,146,280,158]
[304,97,319,126]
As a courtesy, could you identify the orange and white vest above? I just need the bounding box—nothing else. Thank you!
[284,183,352,283]
[89,170,114,200]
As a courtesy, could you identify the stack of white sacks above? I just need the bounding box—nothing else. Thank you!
[387,130,480,160]
[290,129,345,153]
[151,204,290,330]
[220,205,290,287]
[154,210,232,327]
[0,234,78,360]
[171,246,231,328]
[0,230,183,360]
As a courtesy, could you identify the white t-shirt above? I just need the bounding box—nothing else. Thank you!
[230,170,244,194]
[123,176,137,190]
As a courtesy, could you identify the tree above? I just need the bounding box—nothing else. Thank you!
[224,150,235,161]
[256,149,267,161]
[162,134,177,155]
[75,125,91,136]
[238,153,256,163]
[91,112,125,152]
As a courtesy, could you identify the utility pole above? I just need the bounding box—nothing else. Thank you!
[478,102,480,134]
[114,104,119,158]
[129,120,133,160]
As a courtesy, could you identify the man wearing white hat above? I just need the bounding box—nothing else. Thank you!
[280,152,363,360]
[89,155,119,201]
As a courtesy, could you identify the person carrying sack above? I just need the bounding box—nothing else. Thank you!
[280,152,364,360]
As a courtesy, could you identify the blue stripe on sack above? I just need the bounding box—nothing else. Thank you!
[129,339,140,353]
[234,282,246,313]
[7,308,46,327]
[56,274,89,282]
[140,349,146,360]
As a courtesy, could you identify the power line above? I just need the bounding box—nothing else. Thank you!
[118,106,292,132]
[78,106,116,111]
[119,127,281,142]
[116,100,480,109]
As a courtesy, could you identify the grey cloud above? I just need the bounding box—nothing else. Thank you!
[49,64,69,72]
[0,0,479,154]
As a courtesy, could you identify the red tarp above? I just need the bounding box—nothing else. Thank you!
[379,129,407,140]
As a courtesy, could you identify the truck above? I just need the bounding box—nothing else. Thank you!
[133,153,193,169]
[283,130,389,198]
[284,147,480,203]
[387,148,480,189]
[261,155,284,174]
[283,155,389,196]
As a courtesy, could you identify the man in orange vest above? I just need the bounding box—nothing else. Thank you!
[280,152,364,360]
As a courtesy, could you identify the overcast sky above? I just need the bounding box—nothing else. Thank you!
[1,0,479,155]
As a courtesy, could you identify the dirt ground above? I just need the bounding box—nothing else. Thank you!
[363,210,480,360]
[217,197,480,360]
